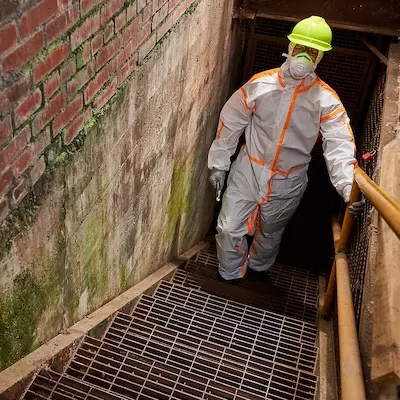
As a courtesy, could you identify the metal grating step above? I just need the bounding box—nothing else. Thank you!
[172,268,318,323]
[131,294,318,373]
[23,369,123,399]
[192,245,319,309]
[65,336,264,400]
[101,312,317,399]
[154,281,318,346]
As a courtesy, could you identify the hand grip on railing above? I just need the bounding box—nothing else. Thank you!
[354,166,400,239]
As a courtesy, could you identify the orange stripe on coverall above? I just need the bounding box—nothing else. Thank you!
[236,246,247,277]
[248,68,280,84]
[262,85,302,204]
[217,122,225,138]
[320,107,346,123]
[241,87,256,111]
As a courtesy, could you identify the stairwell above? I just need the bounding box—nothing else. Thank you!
[23,244,320,400]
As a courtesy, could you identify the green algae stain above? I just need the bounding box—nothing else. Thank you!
[164,159,194,242]
[0,271,46,370]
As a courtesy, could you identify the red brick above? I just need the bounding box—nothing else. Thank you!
[117,57,136,86]
[19,0,59,38]
[95,36,120,71]
[60,57,76,82]
[122,16,140,45]
[34,42,69,84]
[81,0,103,15]
[12,179,29,204]
[138,33,156,61]
[156,14,172,41]
[67,62,95,98]
[0,126,31,173]
[94,77,117,110]
[13,129,50,177]
[84,67,109,103]
[53,94,83,134]
[137,0,146,12]
[3,31,44,74]
[13,146,35,176]
[33,91,66,134]
[142,1,159,26]
[30,156,46,185]
[0,168,13,195]
[44,72,61,99]
[58,0,74,9]
[169,0,180,10]
[14,89,42,128]
[115,10,127,32]
[77,42,91,68]
[65,108,92,144]
[127,3,137,21]
[170,0,187,24]
[0,75,31,115]
[71,11,101,51]
[0,197,9,222]
[0,22,18,54]
[104,21,114,43]
[101,0,125,24]
[45,5,79,43]
[109,42,132,74]
[152,3,168,29]
[133,21,151,52]
[0,116,12,147]
[91,31,103,55]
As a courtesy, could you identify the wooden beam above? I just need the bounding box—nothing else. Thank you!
[360,37,388,66]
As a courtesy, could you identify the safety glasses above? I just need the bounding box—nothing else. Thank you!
[292,45,319,63]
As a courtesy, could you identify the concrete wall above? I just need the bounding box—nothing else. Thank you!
[0,0,241,370]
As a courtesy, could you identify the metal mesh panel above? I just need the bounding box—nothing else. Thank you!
[331,66,386,398]
[348,67,386,325]
[132,295,318,372]
[154,281,318,345]
[102,313,317,399]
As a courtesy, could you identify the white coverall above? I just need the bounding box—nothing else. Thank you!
[208,62,356,281]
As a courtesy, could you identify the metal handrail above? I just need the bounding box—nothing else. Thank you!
[321,166,400,399]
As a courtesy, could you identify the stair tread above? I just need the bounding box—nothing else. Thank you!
[100,312,317,399]
[154,280,318,345]
[173,267,318,323]
[131,294,318,373]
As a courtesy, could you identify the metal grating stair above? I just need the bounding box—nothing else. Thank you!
[23,244,320,400]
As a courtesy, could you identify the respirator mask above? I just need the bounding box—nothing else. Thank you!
[283,43,323,80]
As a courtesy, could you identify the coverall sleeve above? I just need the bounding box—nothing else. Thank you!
[208,85,254,171]
[320,99,357,199]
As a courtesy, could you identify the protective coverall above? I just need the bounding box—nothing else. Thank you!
[208,18,357,281]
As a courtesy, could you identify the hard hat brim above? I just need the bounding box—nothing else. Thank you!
[288,33,332,52]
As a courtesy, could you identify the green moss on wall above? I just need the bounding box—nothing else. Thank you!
[164,159,194,242]
[0,271,46,370]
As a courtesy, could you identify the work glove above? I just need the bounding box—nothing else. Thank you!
[209,168,226,190]
[343,185,365,217]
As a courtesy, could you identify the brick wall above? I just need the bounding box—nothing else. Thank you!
[0,0,193,222]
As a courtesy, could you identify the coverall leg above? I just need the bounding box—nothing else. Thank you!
[248,175,307,272]
[217,171,307,280]
[216,165,258,281]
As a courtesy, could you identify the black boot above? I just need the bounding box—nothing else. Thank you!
[217,271,242,285]
[246,268,270,283]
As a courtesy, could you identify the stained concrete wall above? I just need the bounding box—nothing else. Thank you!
[0,0,241,370]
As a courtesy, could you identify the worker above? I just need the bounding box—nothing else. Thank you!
[208,16,365,283]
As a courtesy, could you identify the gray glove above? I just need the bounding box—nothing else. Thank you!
[349,199,365,217]
[343,184,365,217]
[209,168,226,190]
